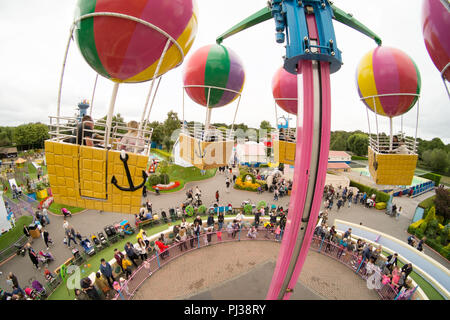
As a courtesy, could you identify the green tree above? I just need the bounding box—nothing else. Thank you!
[434,186,450,223]
[423,148,449,173]
[347,133,369,156]
[147,121,164,146]
[260,120,272,132]
[13,123,49,149]
[163,110,180,138]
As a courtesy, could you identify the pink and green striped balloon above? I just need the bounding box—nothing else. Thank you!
[356,47,421,118]
[183,44,245,108]
[74,0,198,83]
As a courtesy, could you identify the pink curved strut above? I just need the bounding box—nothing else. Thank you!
[283,61,331,300]
[266,60,315,300]
[266,12,331,300]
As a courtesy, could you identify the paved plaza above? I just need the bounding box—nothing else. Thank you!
[0,168,447,299]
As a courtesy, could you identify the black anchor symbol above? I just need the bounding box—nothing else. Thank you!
[194,139,207,159]
[111,152,147,192]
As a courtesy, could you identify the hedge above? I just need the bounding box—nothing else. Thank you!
[349,180,390,203]
[351,155,368,161]
[150,148,173,160]
[418,195,436,210]
[420,172,441,186]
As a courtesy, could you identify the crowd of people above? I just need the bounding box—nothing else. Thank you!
[313,224,415,295]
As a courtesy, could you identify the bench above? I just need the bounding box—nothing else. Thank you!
[54,256,75,275]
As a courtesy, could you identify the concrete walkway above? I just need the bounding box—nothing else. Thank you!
[0,167,446,298]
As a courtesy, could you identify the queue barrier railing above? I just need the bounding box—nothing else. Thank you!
[112,225,416,300]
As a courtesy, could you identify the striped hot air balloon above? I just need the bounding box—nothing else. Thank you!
[422,0,450,81]
[272,66,298,115]
[356,46,421,118]
[183,44,245,108]
[74,0,198,83]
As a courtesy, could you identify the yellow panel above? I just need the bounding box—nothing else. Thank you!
[92,160,104,172]
[137,155,148,168]
[92,182,104,193]
[92,171,103,182]
[57,177,66,186]
[94,201,104,211]
[82,171,92,181]
[54,143,63,156]
[82,159,92,170]
[112,196,122,205]
[92,148,105,161]
[122,205,132,214]
[54,155,64,166]
[103,204,113,212]
[46,154,55,167]
[66,188,75,197]
[45,141,54,153]
[122,196,131,205]
[113,205,122,213]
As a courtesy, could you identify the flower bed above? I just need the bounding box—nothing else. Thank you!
[152,181,180,190]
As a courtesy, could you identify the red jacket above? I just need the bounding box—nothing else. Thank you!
[155,241,169,252]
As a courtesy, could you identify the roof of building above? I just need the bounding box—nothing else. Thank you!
[0,147,18,154]
[329,150,351,158]
[327,162,350,170]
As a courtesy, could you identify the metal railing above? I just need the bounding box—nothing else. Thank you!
[111,225,416,300]
[181,124,235,142]
[369,133,417,154]
[272,128,297,143]
[48,116,153,156]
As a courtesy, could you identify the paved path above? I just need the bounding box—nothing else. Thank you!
[0,167,446,298]
[133,241,378,300]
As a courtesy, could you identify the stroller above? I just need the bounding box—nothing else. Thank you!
[119,220,134,235]
[24,287,41,300]
[160,210,169,223]
[31,280,47,298]
[98,232,108,246]
[61,207,72,217]
[104,225,118,242]
[91,234,102,249]
[44,268,56,282]
[80,238,95,256]
[38,250,55,265]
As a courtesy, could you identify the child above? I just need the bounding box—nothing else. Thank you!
[217,230,222,242]
[122,258,133,279]
[226,222,233,238]
[275,225,281,241]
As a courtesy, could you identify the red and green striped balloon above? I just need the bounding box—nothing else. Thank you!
[183,44,245,108]
[356,47,421,118]
[74,0,198,83]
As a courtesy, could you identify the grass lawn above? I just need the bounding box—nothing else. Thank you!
[0,215,33,251]
[48,202,85,215]
[147,165,217,194]
[418,195,436,210]
[26,163,48,180]
[440,175,450,187]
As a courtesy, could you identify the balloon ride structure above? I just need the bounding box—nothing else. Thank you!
[422,0,450,97]
[272,66,299,166]
[45,0,198,213]
[178,43,245,170]
[216,0,384,300]
[356,46,422,186]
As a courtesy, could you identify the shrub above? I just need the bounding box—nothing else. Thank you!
[159,173,170,185]
[349,180,390,202]
[147,174,161,186]
[185,205,194,217]
[426,219,439,239]
[257,201,267,210]
[415,229,424,240]
[419,172,441,186]
[243,204,253,214]
[425,206,437,223]
[351,155,368,161]
[197,205,207,214]
[440,244,450,260]
[440,225,449,246]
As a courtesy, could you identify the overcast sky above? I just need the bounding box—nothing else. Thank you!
[0,0,448,143]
